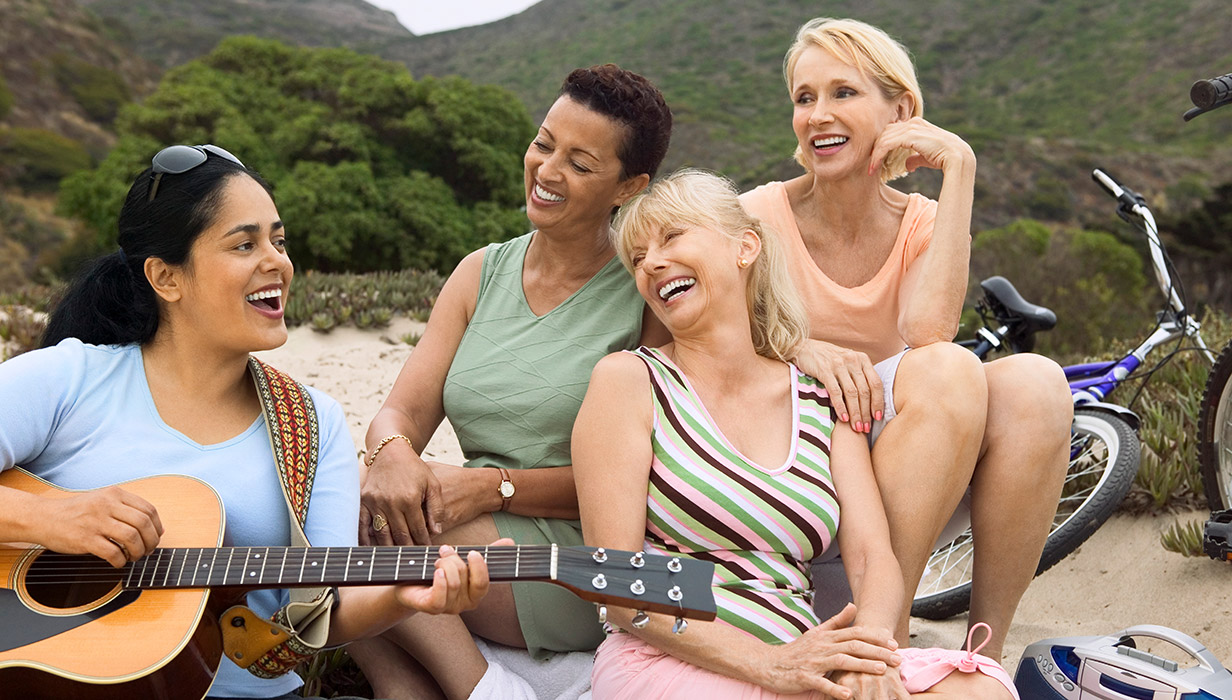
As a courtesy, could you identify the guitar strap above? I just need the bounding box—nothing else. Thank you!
[220,357,336,679]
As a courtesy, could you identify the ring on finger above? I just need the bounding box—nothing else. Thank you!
[107,537,130,561]
[372,513,388,532]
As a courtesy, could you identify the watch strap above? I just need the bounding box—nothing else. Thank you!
[498,467,514,512]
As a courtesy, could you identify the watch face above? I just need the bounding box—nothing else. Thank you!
[500,481,516,498]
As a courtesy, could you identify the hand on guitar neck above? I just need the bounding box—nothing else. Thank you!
[0,481,163,568]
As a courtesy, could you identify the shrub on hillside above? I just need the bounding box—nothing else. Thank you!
[50,52,132,124]
[969,218,1149,356]
[58,37,534,274]
[0,73,13,119]
[0,127,93,191]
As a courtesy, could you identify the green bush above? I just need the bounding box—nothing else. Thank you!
[59,37,534,274]
[0,128,93,191]
[0,73,13,119]
[50,53,131,124]
[970,219,1149,356]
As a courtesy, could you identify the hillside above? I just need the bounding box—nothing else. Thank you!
[78,0,412,69]
[0,0,160,154]
[65,0,1232,230]
[373,0,1232,229]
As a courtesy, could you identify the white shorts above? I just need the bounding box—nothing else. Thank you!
[869,348,908,444]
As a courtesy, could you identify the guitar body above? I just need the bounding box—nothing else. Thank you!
[0,470,227,700]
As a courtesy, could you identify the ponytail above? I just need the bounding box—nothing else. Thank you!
[40,251,159,348]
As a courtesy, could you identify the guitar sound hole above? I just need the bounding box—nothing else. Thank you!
[24,551,124,610]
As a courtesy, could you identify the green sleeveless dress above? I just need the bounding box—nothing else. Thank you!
[441,231,643,658]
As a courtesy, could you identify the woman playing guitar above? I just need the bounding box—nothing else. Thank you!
[0,145,492,700]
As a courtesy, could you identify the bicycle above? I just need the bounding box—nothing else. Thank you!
[1193,73,1232,513]
[913,166,1215,619]
[1191,71,1232,561]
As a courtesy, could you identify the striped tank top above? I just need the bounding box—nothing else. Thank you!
[631,346,839,644]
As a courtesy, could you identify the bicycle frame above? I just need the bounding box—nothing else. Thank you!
[1067,315,1210,405]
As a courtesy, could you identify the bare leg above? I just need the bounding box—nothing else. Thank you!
[436,515,527,648]
[913,671,1017,699]
[346,636,446,700]
[967,353,1071,660]
[870,343,989,646]
[350,514,527,700]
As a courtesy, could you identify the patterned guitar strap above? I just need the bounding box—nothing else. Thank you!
[220,356,335,678]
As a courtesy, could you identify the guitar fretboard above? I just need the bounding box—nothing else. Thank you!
[121,544,557,589]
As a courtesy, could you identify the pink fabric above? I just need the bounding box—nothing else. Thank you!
[898,623,1019,699]
[591,629,1020,700]
[739,182,938,365]
[592,632,824,700]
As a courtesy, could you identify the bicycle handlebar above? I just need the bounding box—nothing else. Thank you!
[1184,72,1232,121]
[1091,168,1143,211]
[1191,73,1232,110]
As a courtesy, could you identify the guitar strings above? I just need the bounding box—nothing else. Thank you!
[12,546,563,582]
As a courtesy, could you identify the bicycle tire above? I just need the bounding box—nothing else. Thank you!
[911,409,1140,620]
[1199,340,1232,510]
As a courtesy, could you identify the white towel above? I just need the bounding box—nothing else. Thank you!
[468,636,594,700]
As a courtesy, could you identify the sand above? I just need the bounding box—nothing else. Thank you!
[258,322,1232,674]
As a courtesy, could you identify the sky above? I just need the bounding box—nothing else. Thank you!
[365,0,543,35]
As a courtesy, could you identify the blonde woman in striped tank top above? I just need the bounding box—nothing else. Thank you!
[574,169,1016,699]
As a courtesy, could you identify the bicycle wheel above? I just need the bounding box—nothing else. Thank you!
[912,409,1140,620]
[1199,341,1232,510]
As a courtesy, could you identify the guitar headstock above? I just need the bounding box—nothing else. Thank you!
[554,546,716,622]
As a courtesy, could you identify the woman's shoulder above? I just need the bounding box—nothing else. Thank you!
[249,357,345,423]
[593,348,654,381]
[477,231,533,269]
[903,192,938,227]
[739,180,788,211]
[2,338,134,378]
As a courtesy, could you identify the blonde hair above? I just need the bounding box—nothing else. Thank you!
[612,169,809,362]
[784,17,924,182]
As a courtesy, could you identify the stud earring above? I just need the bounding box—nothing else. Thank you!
[738,258,750,269]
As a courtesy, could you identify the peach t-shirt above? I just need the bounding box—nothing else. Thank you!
[740,181,938,364]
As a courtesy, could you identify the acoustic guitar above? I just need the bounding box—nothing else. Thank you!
[0,468,716,700]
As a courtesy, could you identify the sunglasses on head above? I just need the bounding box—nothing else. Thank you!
[147,144,245,202]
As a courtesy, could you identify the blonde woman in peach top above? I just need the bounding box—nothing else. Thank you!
[740,17,1072,662]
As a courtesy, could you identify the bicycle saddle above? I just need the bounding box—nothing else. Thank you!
[980,276,1057,333]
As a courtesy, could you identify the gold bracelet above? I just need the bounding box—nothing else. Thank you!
[366,434,412,467]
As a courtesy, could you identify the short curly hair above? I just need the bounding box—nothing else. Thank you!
[560,64,673,181]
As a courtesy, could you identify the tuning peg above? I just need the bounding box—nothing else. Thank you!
[592,548,608,564]
[673,617,688,635]
[596,605,607,624]
[592,573,608,590]
[667,557,682,573]
[667,585,682,602]
[630,552,645,568]
[631,610,650,629]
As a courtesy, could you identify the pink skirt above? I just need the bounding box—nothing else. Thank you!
[590,632,1019,699]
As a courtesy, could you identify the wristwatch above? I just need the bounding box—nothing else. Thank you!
[497,467,515,511]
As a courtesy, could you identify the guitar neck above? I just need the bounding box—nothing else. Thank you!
[122,544,556,590]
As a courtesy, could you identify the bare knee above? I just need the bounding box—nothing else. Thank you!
[985,353,1073,447]
[897,342,989,425]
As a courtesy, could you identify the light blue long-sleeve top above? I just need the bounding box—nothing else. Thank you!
[0,339,360,699]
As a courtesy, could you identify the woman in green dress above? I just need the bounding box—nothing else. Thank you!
[349,64,673,699]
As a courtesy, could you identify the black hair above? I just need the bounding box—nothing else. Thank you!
[41,151,270,348]
[560,64,673,181]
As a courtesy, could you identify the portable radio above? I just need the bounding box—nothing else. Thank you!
[1015,625,1232,699]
